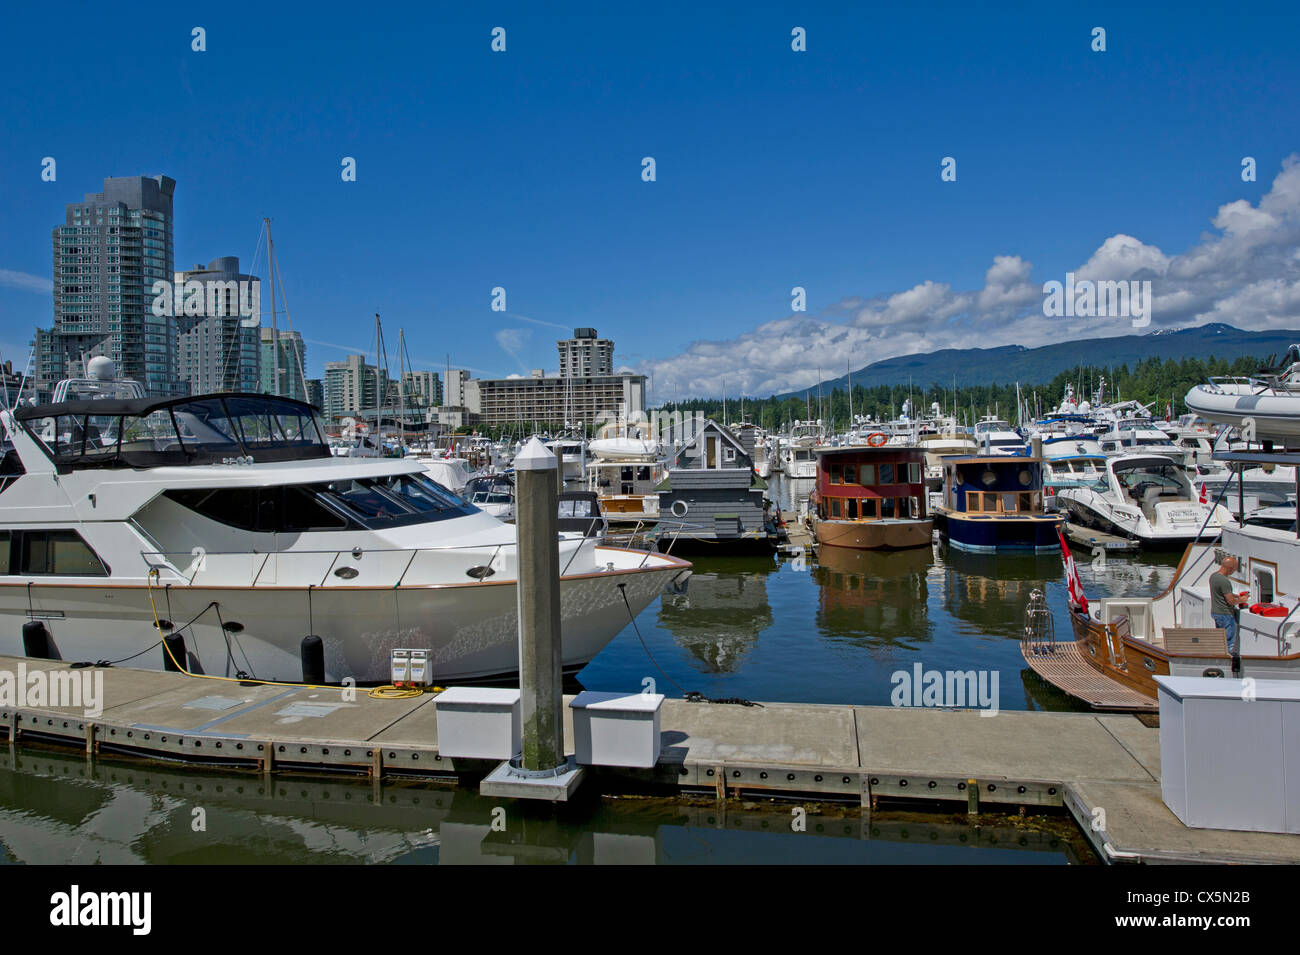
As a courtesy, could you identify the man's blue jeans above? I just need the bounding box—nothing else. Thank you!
[1212,613,1239,657]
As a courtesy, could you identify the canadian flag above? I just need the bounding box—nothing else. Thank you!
[1057,526,1090,615]
[1198,482,1207,504]
[1165,401,1172,422]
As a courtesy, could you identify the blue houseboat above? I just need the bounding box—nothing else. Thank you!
[932,455,1062,553]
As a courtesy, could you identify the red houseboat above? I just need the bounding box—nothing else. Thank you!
[811,446,932,549]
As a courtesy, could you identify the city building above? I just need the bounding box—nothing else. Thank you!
[322,354,389,422]
[305,378,324,410]
[444,368,470,407]
[174,256,261,395]
[402,370,442,407]
[260,327,308,401]
[35,175,183,396]
[558,327,613,378]
[465,370,646,428]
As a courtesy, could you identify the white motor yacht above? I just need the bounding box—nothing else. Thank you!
[781,420,825,479]
[0,390,689,684]
[1055,454,1232,547]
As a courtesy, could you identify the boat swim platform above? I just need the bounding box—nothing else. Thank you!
[1,654,1297,864]
[1062,521,1139,554]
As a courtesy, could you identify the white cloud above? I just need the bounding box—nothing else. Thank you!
[0,270,52,294]
[640,155,1300,397]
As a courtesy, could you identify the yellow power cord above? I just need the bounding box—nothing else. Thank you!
[145,569,441,700]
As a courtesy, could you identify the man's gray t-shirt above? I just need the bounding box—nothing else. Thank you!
[1210,572,1237,616]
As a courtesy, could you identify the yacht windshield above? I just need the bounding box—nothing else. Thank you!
[20,394,329,467]
[1114,461,1191,500]
[319,473,477,527]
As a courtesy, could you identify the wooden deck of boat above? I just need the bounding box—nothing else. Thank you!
[2,653,1297,864]
[1021,642,1158,711]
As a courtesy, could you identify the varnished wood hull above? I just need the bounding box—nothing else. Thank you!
[814,518,933,550]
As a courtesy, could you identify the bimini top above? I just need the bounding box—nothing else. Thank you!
[13,392,331,469]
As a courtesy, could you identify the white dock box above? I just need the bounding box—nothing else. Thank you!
[1156,676,1300,834]
[570,691,665,768]
[434,687,521,760]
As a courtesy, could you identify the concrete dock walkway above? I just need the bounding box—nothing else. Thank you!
[1,654,1296,864]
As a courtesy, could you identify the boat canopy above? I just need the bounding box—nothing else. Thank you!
[15,392,331,469]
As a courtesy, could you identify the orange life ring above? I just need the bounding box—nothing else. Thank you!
[866,432,888,447]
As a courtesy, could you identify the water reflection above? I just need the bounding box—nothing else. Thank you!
[0,748,1088,865]
[658,558,774,673]
[813,544,934,651]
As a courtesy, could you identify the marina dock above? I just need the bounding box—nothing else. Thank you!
[3,654,1296,864]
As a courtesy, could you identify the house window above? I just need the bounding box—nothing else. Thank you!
[723,447,736,462]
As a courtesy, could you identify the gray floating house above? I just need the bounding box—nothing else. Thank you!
[654,419,776,553]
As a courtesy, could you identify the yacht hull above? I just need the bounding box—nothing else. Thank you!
[0,553,688,684]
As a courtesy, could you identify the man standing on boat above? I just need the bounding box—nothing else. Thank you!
[1209,555,1248,671]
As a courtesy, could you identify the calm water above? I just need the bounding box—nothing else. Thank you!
[0,748,1090,864]
[581,476,1180,712]
[0,474,1170,863]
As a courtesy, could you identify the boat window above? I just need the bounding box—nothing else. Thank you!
[910,495,921,518]
[621,466,634,481]
[846,498,858,520]
[843,465,856,484]
[829,464,842,484]
[637,466,651,481]
[1019,492,1034,512]
[0,531,8,573]
[18,530,108,576]
[861,498,877,518]
[167,486,351,532]
[320,474,476,528]
[830,499,842,518]
[880,498,896,518]
[909,463,922,484]
[879,463,894,485]
[859,464,875,485]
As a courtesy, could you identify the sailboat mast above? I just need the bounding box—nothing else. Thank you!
[266,217,278,396]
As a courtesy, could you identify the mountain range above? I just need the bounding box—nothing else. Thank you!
[774,324,1300,398]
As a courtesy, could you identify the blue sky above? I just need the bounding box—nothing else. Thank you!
[2,2,1299,398]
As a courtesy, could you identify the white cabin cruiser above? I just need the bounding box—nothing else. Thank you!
[1055,454,1232,547]
[781,420,826,479]
[971,416,1025,455]
[586,435,664,524]
[0,392,689,684]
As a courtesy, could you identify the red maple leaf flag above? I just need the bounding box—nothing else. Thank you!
[1057,525,1089,615]
[1198,482,1207,504]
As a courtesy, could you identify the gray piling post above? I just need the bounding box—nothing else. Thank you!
[514,436,565,772]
